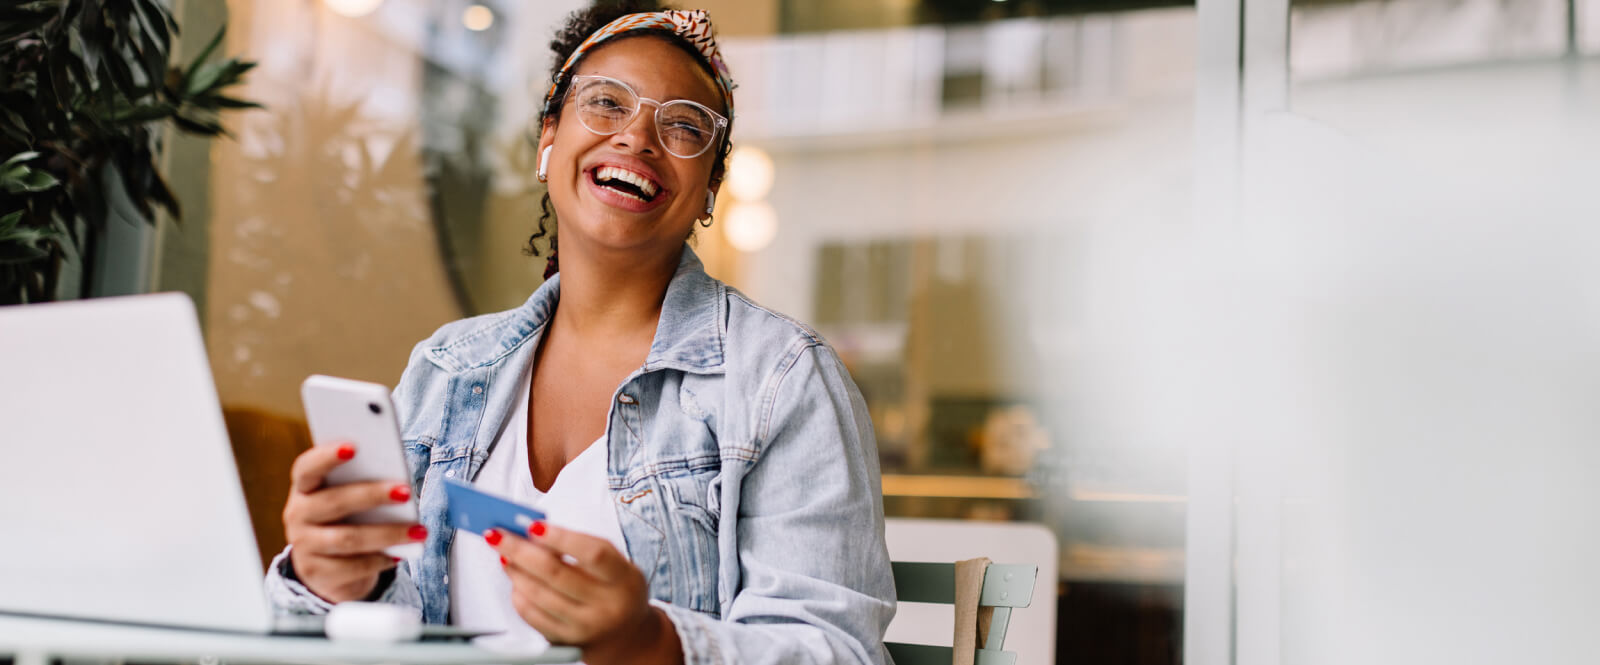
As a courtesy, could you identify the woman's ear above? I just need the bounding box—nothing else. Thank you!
[537,118,557,183]
[703,178,723,220]
[707,162,724,195]
[537,117,556,156]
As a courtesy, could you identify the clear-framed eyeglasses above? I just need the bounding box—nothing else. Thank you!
[566,74,729,159]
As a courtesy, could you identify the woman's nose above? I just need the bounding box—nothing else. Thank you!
[610,105,661,155]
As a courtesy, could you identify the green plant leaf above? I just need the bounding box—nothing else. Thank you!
[38,53,68,119]
[0,238,54,264]
[212,95,263,110]
[111,102,174,124]
[0,1,61,22]
[219,61,257,93]
[2,151,41,169]
[67,17,98,72]
[171,107,224,136]
[102,160,148,225]
[131,14,167,97]
[74,162,108,231]
[181,26,227,90]
[18,169,58,192]
[0,2,56,40]
[101,39,139,96]
[0,165,59,193]
[147,168,180,220]
[58,46,98,116]
[0,0,257,299]
[151,0,178,34]
[0,211,61,265]
[184,60,226,98]
[131,0,170,56]
[0,108,33,144]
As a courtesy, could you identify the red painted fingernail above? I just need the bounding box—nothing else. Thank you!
[484,529,503,546]
[499,555,507,566]
[390,556,402,563]
[408,524,428,541]
[389,484,411,503]
[529,520,546,537]
[336,444,356,461]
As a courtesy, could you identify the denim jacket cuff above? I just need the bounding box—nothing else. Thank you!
[264,546,335,616]
[653,599,724,665]
[264,546,425,617]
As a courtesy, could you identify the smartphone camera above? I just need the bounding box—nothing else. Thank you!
[368,402,382,415]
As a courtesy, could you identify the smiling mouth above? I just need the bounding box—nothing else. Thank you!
[590,166,662,204]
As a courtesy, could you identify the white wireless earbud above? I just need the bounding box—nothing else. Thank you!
[704,190,716,216]
[537,146,553,182]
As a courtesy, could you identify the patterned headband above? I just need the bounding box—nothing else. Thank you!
[542,10,736,122]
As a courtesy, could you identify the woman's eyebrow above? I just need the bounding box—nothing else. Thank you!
[591,72,718,105]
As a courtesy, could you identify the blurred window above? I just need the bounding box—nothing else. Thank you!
[1291,0,1573,82]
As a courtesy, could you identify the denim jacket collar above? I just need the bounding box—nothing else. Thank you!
[423,246,726,375]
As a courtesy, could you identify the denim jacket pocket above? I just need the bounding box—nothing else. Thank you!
[615,484,668,596]
[658,468,722,616]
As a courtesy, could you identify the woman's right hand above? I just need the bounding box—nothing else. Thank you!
[282,443,426,603]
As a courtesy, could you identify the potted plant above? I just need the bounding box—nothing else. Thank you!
[0,0,258,304]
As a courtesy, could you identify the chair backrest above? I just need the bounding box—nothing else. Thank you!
[887,561,1039,665]
[884,519,1059,665]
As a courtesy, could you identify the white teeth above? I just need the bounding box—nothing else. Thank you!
[595,166,659,199]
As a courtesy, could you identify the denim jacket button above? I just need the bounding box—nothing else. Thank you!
[472,385,483,395]
[618,393,637,405]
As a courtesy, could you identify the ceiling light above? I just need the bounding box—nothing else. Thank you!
[462,4,494,32]
[323,0,384,18]
[726,146,774,202]
[723,202,778,253]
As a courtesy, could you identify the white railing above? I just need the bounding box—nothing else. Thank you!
[719,9,1198,141]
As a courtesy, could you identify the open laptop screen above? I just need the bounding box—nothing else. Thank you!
[0,293,274,633]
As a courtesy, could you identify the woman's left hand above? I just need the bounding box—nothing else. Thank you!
[488,523,681,665]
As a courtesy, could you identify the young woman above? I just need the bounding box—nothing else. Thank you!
[265,3,896,664]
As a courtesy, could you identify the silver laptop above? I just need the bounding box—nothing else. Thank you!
[0,293,477,638]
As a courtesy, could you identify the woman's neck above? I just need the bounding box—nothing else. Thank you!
[549,241,682,342]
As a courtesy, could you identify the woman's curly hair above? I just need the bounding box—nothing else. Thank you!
[525,0,736,274]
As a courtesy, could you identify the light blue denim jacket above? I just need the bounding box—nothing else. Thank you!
[266,247,897,664]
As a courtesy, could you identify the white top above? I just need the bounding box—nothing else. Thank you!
[449,371,628,655]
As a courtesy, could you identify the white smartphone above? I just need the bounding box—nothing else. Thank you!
[300,375,422,557]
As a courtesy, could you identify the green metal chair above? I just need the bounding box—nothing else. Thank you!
[886,560,1040,665]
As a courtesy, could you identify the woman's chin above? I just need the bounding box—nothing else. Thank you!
[562,218,690,259]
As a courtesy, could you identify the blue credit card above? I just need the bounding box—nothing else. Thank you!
[442,477,547,536]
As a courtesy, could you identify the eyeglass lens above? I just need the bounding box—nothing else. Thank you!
[572,78,719,158]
